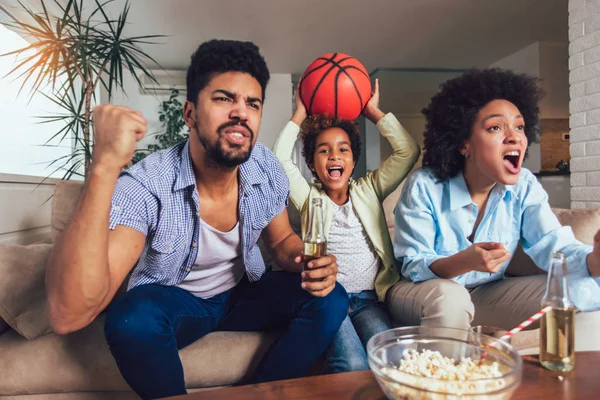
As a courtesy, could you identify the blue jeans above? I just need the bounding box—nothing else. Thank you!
[323,290,392,373]
[104,271,348,399]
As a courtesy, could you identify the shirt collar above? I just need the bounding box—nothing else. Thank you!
[238,144,270,192]
[173,140,269,192]
[494,181,517,200]
[174,141,196,192]
[448,172,473,211]
[448,171,518,211]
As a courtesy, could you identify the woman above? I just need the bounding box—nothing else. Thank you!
[388,68,600,331]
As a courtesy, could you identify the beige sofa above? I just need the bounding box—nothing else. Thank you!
[1,180,599,399]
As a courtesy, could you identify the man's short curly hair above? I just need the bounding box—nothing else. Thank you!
[299,116,361,179]
[422,68,542,181]
[186,40,270,105]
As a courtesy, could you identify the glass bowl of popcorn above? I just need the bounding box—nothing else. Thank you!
[367,326,522,400]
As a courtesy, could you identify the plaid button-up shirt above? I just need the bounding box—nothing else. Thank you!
[109,140,290,291]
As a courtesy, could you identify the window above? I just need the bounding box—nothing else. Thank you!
[0,22,74,178]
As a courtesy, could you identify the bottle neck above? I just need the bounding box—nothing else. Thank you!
[306,202,326,244]
[542,254,575,309]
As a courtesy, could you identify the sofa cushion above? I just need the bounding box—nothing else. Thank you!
[0,244,52,340]
[506,207,600,276]
[553,207,600,244]
[0,313,276,395]
[51,180,84,244]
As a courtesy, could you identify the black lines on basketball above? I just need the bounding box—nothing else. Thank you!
[307,53,339,118]
[300,53,371,120]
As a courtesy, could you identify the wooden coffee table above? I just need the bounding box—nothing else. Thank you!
[165,351,600,399]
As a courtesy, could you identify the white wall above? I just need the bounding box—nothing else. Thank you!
[260,74,293,149]
[540,42,570,119]
[105,71,292,154]
[365,117,381,173]
[369,69,462,170]
[491,42,541,77]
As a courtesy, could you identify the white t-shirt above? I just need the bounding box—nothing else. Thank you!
[177,218,245,298]
[327,197,380,293]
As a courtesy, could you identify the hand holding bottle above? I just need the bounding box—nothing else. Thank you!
[298,197,338,297]
[295,253,339,297]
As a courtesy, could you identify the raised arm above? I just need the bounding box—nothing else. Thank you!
[363,79,421,201]
[46,105,148,334]
[520,171,598,278]
[272,82,311,210]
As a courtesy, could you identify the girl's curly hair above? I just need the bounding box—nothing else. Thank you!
[422,68,542,181]
[299,115,361,179]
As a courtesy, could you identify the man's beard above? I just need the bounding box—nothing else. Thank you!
[195,120,255,168]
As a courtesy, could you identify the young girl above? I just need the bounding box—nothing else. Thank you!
[389,68,600,331]
[273,79,420,373]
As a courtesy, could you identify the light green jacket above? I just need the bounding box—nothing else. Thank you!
[273,113,420,301]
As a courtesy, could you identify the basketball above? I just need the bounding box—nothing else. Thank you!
[299,53,371,120]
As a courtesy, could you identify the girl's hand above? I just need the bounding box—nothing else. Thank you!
[362,78,385,124]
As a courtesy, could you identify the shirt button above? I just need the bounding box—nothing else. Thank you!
[114,205,121,211]
[196,212,200,217]
[192,241,197,248]
[186,267,191,272]
[168,246,174,253]
[469,219,474,224]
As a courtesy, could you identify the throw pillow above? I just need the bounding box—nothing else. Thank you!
[0,243,52,339]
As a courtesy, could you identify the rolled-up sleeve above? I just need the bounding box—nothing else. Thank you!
[520,174,599,311]
[394,177,445,282]
[109,174,156,235]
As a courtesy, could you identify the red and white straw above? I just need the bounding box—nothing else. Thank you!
[498,305,552,342]
[478,306,553,365]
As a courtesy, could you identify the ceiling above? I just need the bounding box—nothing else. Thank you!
[0,0,568,74]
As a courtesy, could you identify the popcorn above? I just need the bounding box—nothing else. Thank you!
[378,349,510,400]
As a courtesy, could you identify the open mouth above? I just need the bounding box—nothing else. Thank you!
[327,165,344,180]
[503,150,521,173]
[224,130,249,145]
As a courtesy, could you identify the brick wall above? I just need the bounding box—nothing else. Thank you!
[569,0,600,208]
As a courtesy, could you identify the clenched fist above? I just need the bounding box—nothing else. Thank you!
[464,242,512,274]
[92,105,147,171]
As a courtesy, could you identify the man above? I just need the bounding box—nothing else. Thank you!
[45,40,348,399]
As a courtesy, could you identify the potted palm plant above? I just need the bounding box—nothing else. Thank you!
[0,0,163,178]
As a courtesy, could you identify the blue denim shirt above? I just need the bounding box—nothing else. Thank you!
[394,167,600,312]
[109,141,289,292]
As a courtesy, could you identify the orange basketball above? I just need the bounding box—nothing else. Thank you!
[299,53,371,120]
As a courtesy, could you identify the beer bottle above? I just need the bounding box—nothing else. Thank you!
[539,252,576,372]
[303,198,327,270]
